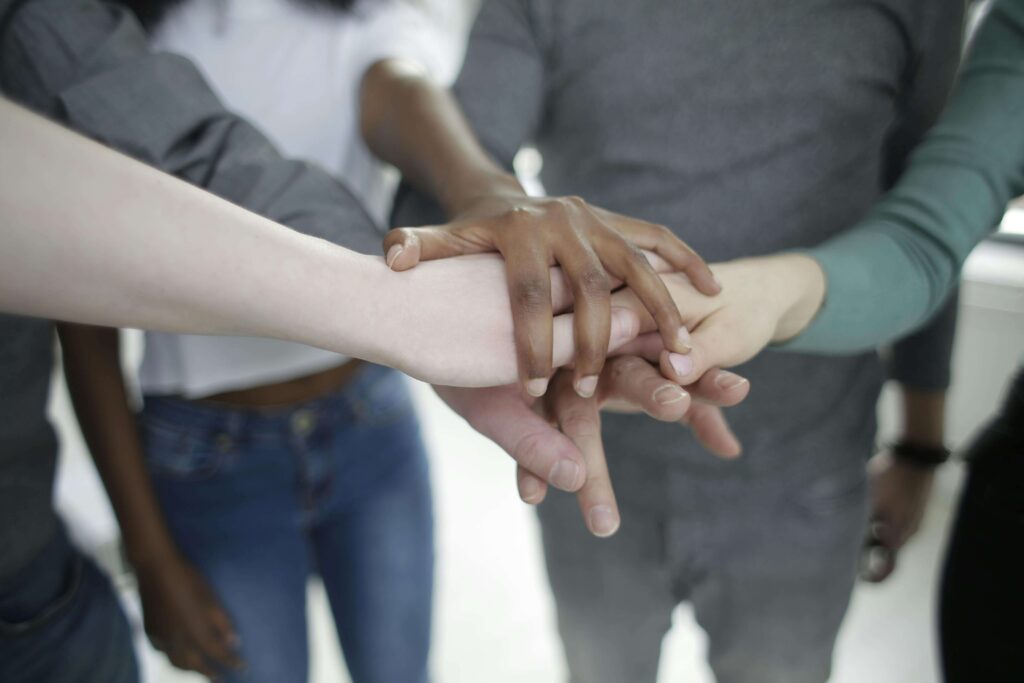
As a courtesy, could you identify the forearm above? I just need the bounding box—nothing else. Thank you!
[360,59,524,217]
[789,0,1024,353]
[0,99,400,365]
[56,324,181,569]
[899,388,947,447]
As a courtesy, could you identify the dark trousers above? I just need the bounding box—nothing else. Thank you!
[0,523,138,683]
[940,369,1024,682]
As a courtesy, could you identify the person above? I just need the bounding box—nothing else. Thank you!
[0,93,646,683]
[61,3,453,680]
[526,0,1022,677]
[0,2,722,680]
[390,0,966,680]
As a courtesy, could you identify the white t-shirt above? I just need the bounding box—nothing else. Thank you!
[141,0,460,397]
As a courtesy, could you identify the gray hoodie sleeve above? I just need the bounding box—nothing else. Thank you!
[0,0,384,254]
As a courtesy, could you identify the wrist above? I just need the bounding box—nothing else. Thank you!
[766,254,827,343]
[441,167,525,217]
[890,439,950,469]
[125,538,182,575]
[327,252,407,370]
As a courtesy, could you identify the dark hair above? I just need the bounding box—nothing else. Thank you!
[121,0,362,29]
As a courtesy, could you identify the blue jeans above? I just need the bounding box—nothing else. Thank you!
[0,524,138,683]
[140,364,433,683]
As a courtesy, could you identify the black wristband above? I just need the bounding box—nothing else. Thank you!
[891,440,951,468]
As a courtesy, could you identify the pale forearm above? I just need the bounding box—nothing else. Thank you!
[0,99,402,368]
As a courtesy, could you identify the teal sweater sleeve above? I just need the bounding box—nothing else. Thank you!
[786,0,1024,353]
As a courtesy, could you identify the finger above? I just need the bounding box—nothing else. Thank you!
[552,306,640,370]
[549,373,620,537]
[680,403,742,458]
[517,464,549,505]
[618,220,722,296]
[686,368,750,408]
[599,236,690,356]
[205,603,241,650]
[659,313,753,385]
[860,528,897,582]
[611,331,665,361]
[598,355,692,422]
[505,244,555,396]
[440,385,587,492]
[555,240,611,396]
[195,609,245,671]
[383,224,484,271]
[170,647,219,680]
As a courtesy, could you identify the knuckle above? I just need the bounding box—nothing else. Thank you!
[513,278,550,311]
[622,243,651,270]
[578,266,611,298]
[609,356,650,381]
[560,412,600,439]
[651,223,677,241]
[512,431,549,471]
[565,195,587,209]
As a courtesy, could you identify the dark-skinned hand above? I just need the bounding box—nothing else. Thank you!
[385,193,721,398]
[136,556,244,681]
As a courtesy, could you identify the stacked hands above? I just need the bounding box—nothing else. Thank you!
[382,187,826,537]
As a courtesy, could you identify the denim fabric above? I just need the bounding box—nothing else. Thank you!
[0,524,138,683]
[140,364,433,683]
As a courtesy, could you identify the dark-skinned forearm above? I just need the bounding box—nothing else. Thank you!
[359,59,523,216]
[900,388,947,448]
[57,324,182,571]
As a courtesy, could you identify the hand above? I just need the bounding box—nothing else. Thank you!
[386,191,720,397]
[135,555,244,680]
[611,254,827,386]
[387,253,642,387]
[515,361,751,537]
[860,450,936,582]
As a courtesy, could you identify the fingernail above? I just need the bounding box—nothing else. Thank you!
[713,274,723,290]
[714,371,749,391]
[669,352,693,378]
[653,385,687,405]
[676,326,693,352]
[520,476,543,503]
[576,375,598,398]
[526,378,549,397]
[588,505,620,537]
[385,244,403,269]
[549,459,582,491]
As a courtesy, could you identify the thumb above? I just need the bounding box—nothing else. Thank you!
[383,225,485,270]
[659,314,760,384]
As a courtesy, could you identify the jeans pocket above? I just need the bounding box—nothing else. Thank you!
[0,555,82,635]
[139,415,230,482]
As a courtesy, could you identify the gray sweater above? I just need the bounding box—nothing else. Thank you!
[394,0,965,501]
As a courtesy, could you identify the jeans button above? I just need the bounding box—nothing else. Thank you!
[291,410,316,436]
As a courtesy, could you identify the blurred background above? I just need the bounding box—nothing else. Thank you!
[46,0,1024,680]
